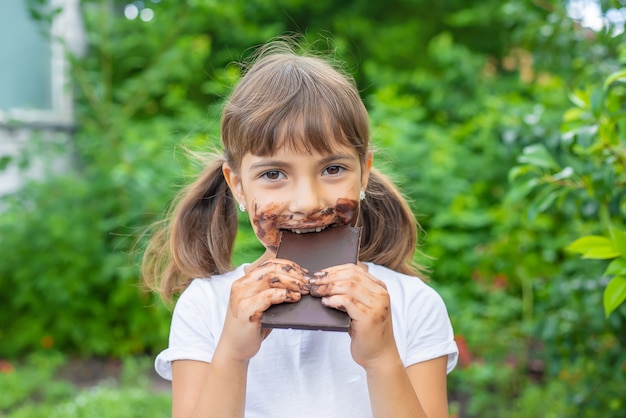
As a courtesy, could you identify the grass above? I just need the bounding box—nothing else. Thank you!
[0,352,171,418]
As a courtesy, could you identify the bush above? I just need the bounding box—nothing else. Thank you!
[0,354,170,417]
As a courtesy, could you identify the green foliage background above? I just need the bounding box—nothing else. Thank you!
[1,0,625,416]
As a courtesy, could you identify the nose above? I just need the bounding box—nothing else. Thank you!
[288,179,324,216]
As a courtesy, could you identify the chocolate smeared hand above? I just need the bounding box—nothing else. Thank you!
[260,224,362,332]
[251,198,358,251]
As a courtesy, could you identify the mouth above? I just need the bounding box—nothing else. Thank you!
[282,224,332,234]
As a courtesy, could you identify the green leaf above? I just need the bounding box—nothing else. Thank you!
[506,177,539,203]
[508,165,531,183]
[527,184,559,220]
[590,89,605,119]
[603,275,626,317]
[568,90,588,108]
[605,258,626,276]
[566,235,620,259]
[551,166,574,181]
[563,107,586,122]
[517,144,559,170]
[609,227,626,258]
[603,69,626,90]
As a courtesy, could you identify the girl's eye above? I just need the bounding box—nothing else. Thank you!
[323,165,344,176]
[262,170,285,180]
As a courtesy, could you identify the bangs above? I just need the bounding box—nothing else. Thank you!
[222,53,370,168]
[245,95,364,158]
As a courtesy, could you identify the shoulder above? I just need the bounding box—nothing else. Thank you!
[366,263,443,303]
[174,265,247,312]
[182,265,246,292]
[366,263,458,372]
[366,262,453,335]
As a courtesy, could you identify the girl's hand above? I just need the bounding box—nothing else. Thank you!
[218,260,310,363]
[310,264,398,370]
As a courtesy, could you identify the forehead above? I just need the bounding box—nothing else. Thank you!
[244,141,360,164]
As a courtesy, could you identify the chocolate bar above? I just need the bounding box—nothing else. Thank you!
[260,225,362,332]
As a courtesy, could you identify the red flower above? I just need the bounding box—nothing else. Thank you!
[454,335,473,368]
[41,335,54,349]
[0,360,14,374]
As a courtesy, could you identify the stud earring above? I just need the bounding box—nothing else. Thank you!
[239,202,247,212]
[359,190,366,201]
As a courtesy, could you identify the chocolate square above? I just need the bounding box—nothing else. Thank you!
[260,225,362,332]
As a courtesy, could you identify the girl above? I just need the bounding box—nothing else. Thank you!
[143,39,458,418]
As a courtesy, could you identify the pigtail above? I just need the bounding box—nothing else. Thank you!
[358,167,429,279]
[142,154,238,302]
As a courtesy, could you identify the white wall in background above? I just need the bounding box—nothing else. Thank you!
[0,0,84,195]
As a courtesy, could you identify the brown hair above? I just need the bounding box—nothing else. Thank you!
[142,39,427,302]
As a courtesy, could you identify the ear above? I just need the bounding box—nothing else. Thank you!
[361,152,373,189]
[222,162,245,204]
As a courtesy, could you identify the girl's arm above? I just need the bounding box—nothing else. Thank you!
[170,259,310,418]
[311,264,451,418]
[406,356,450,416]
[171,352,249,418]
[366,355,449,418]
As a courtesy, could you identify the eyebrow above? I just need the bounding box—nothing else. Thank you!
[319,153,356,165]
[249,153,356,171]
[248,160,291,171]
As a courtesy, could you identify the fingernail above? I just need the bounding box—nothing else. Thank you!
[321,297,329,306]
[309,278,319,284]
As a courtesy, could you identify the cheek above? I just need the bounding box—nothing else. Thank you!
[334,198,359,225]
[249,202,286,251]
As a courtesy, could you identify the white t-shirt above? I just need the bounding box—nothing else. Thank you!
[155,262,458,418]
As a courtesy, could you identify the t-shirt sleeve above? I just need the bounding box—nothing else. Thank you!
[403,284,458,374]
[154,280,217,380]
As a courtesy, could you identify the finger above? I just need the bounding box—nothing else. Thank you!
[320,294,366,319]
[321,294,390,325]
[256,272,311,294]
[311,277,384,296]
[314,264,387,290]
[239,259,309,286]
[241,288,304,323]
[310,271,385,304]
[260,259,310,277]
[231,279,309,305]
[312,281,379,310]
[234,265,310,298]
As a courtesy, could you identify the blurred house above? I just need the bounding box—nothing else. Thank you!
[0,0,84,195]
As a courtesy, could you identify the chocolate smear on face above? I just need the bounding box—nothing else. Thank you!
[251,202,285,251]
[250,198,360,250]
[334,198,358,225]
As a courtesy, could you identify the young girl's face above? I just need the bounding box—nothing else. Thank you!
[224,145,371,252]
